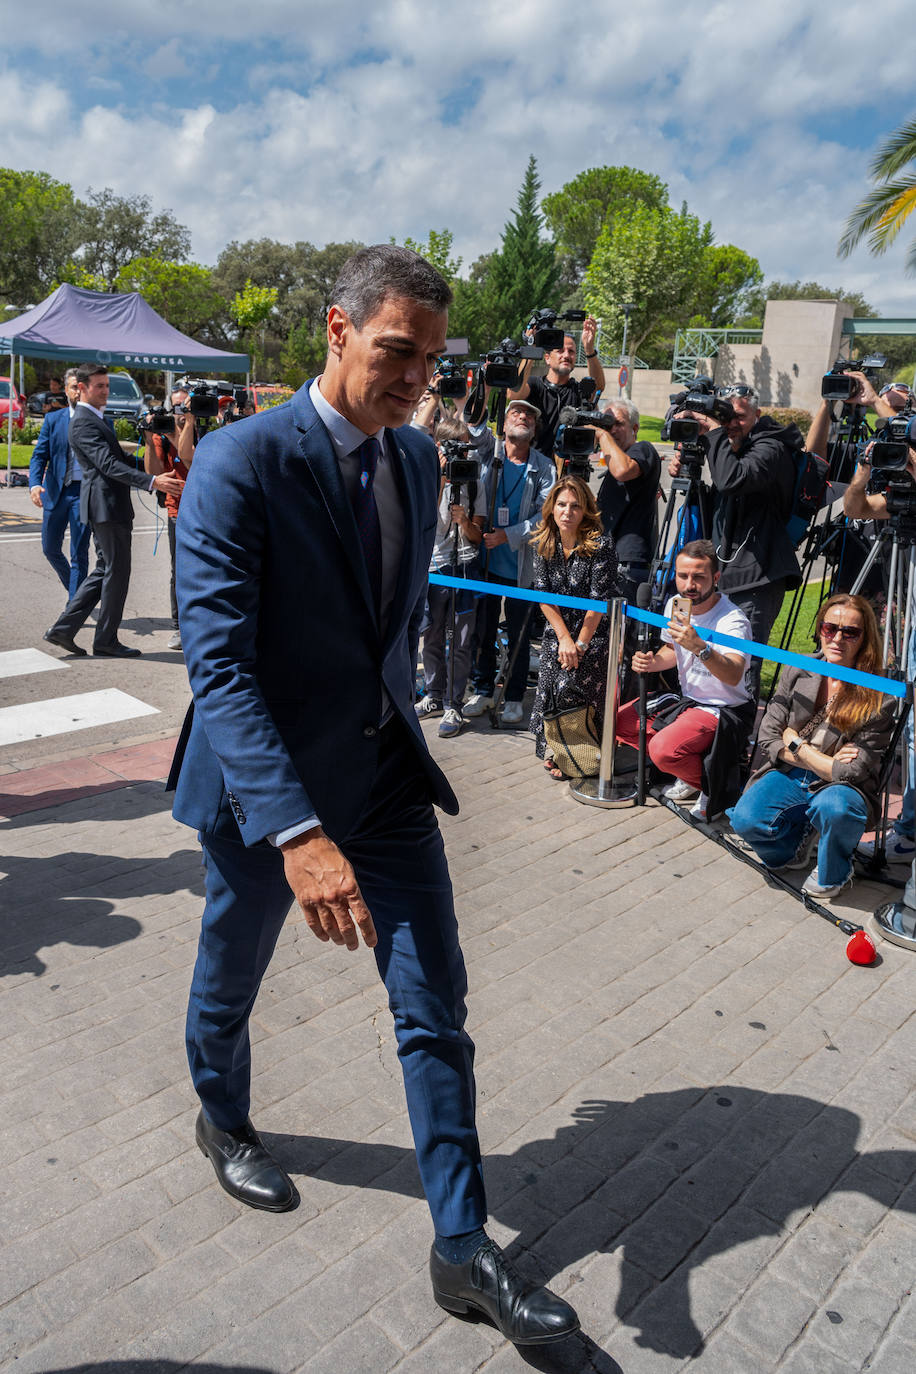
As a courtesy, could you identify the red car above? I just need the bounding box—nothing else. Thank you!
[0,377,25,430]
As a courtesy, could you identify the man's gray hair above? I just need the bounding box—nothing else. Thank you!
[603,397,639,427]
[63,366,79,385]
[330,245,452,329]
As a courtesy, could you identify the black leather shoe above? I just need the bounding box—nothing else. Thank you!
[195,1110,298,1212]
[44,629,86,656]
[430,1239,580,1345]
[92,642,141,657]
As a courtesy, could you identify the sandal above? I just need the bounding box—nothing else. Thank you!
[543,757,564,780]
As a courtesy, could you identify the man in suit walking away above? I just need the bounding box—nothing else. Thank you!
[43,363,183,658]
[168,245,579,1347]
[29,368,91,600]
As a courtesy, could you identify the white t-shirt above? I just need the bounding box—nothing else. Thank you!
[661,593,752,713]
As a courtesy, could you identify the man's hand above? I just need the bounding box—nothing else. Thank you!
[483,529,508,549]
[846,372,878,408]
[581,316,598,354]
[632,650,655,674]
[152,472,184,496]
[665,619,704,655]
[448,503,467,526]
[29,485,44,508]
[281,828,377,951]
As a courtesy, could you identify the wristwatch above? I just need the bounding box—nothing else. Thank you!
[697,643,713,663]
[575,639,588,651]
[585,351,598,359]
[787,736,803,756]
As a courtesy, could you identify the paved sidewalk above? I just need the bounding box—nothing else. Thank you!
[2,721,916,1373]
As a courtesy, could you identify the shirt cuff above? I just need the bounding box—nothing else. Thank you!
[269,817,322,847]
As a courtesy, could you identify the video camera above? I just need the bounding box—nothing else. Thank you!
[666,376,736,429]
[431,358,468,400]
[173,377,250,421]
[482,338,541,389]
[555,404,615,460]
[439,439,481,486]
[524,307,587,353]
[821,354,887,402]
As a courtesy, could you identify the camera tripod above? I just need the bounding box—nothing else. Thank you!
[649,464,712,612]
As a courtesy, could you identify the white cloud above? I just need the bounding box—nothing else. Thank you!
[1,0,916,318]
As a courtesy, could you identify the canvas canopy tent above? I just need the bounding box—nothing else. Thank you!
[1,283,250,476]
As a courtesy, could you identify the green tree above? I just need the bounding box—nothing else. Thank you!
[742,278,873,324]
[399,229,462,283]
[114,256,228,341]
[231,279,279,379]
[584,201,713,363]
[0,168,83,305]
[839,116,916,273]
[280,319,328,389]
[74,187,191,291]
[484,156,559,342]
[690,244,764,327]
[542,166,669,290]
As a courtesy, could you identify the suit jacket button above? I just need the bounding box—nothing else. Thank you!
[363,725,378,738]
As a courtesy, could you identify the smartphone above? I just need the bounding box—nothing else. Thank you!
[670,596,692,627]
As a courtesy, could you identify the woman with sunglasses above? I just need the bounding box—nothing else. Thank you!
[728,594,896,898]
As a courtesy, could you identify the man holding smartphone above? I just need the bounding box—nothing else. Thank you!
[616,540,753,817]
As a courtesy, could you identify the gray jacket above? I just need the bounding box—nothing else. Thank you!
[473,426,556,588]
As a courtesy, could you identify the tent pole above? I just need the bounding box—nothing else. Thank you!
[6,347,13,481]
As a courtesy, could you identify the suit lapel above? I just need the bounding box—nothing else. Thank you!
[384,435,420,650]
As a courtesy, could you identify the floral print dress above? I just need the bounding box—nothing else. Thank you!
[529,534,619,759]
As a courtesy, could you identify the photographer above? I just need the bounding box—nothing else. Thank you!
[509,316,605,456]
[594,398,661,600]
[464,399,555,724]
[413,416,487,739]
[669,383,802,698]
[843,420,916,868]
[144,386,197,651]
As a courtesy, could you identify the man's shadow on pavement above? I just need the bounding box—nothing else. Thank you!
[0,788,204,978]
[265,1087,916,1363]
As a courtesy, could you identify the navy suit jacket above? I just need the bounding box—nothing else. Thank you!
[169,379,458,847]
[29,408,73,509]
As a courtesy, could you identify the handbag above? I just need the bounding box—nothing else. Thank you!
[542,678,601,779]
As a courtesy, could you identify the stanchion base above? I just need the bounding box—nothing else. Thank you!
[569,777,637,809]
[871,902,916,953]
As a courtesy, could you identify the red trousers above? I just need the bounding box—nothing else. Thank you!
[616,699,718,789]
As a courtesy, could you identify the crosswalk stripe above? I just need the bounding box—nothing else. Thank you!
[0,690,159,747]
[0,649,68,680]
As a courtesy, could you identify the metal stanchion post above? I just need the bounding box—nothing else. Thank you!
[570,596,637,808]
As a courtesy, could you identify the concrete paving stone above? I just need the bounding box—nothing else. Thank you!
[383,1318,500,1373]
[724,1272,818,1363]
[861,1336,916,1374]
[201,1295,325,1373]
[592,1323,687,1373]
[137,1180,242,1258]
[94,1086,191,1145]
[0,1120,113,1198]
[80,1119,187,1189]
[0,1291,53,1365]
[860,1128,916,1186]
[596,1156,680,1225]
[614,1195,711,1283]
[850,1212,916,1294]
[768,1213,861,1301]
[3,1162,103,1243]
[33,1232,159,1327]
[369,1265,450,1352]
[0,1222,79,1306]
[810,1278,904,1367]
[665,1146,760,1222]
[292,1237,412,1343]
[815,1158,904,1237]
[883,1287,916,1346]
[2,1290,139,1374]
[691,1204,786,1288]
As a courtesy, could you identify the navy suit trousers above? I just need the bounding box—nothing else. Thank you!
[42,483,90,599]
[186,720,487,1237]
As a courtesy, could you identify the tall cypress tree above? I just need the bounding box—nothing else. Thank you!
[485,156,559,342]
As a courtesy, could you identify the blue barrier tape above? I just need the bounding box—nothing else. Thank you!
[428,572,908,700]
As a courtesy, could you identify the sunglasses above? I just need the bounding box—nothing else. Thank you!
[820,622,863,642]
[719,385,757,399]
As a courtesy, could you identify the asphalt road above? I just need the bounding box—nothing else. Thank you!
[0,485,192,773]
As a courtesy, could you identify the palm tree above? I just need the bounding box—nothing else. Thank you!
[838,115,916,274]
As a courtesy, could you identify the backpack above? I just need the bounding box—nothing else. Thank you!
[786,448,830,547]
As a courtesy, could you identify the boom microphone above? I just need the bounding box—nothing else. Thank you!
[635,582,652,805]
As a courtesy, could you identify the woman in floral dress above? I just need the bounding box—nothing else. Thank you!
[528,476,619,777]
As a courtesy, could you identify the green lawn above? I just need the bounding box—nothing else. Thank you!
[760,579,825,697]
[638,414,664,444]
[1,444,33,468]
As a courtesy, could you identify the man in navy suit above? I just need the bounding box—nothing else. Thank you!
[169,246,578,1346]
[29,368,91,599]
[43,363,183,658]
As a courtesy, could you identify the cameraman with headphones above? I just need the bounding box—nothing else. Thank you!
[843,416,916,871]
[144,385,197,651]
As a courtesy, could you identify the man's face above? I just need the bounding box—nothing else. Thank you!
[48,379,62,393]
[64,376,80,407]
[607,405,636,450]
[326,294,447,431]
[545,335,577,380]
[725,397,758,448]
[80,372,110,410]
[675,555,717,606]
[505,404,536,444]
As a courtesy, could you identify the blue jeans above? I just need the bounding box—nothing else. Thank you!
[42,484,90,599]
[728,768,868,887]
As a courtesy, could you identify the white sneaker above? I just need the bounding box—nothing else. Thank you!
[167,630,182,650]
[501,700,525,725]
[415,695,444,717]
[438,707,464,738]
[689,792,709,821]
[663,778,699,803]
[463,693,494,717]
[801,868,853,900]
[857,834,916,863]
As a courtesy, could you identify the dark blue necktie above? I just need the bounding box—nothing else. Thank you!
[351,436,382,614]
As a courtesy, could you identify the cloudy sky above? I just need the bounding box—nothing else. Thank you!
[3,0,916,316]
